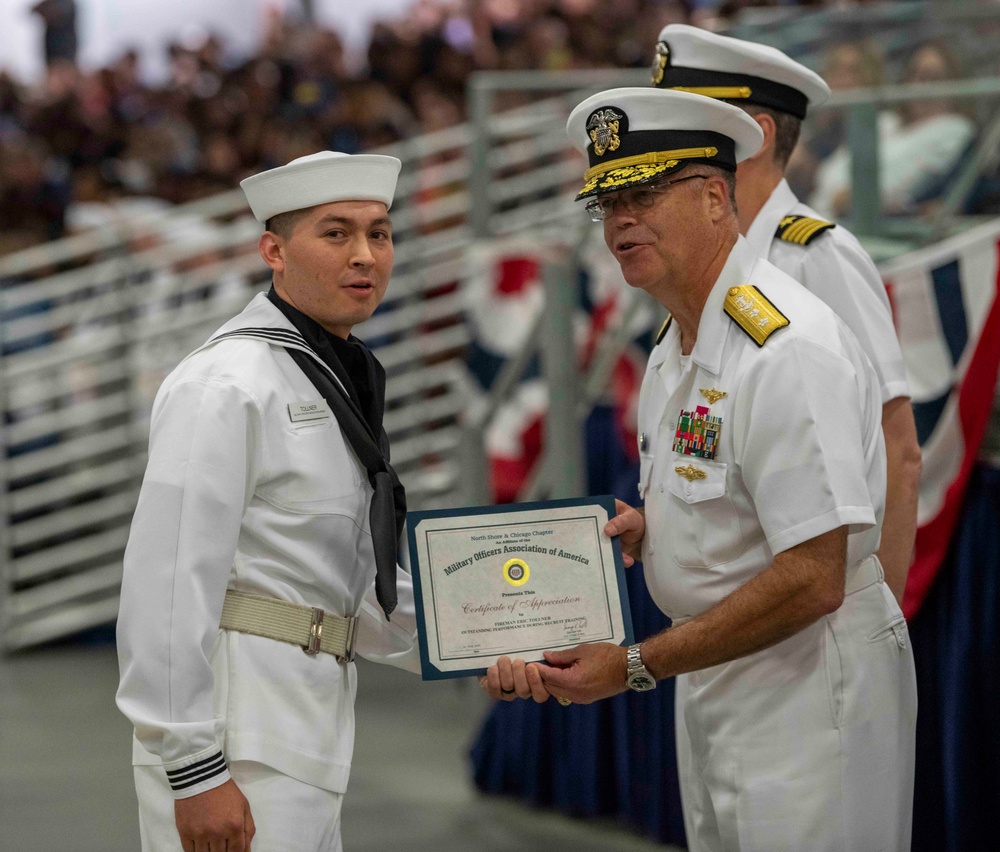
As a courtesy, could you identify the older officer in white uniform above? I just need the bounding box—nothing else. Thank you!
[526,89,917,852]
[650,24,922,605]
[117,152,419,852]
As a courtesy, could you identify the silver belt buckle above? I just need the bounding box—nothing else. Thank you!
[305,607,324,655]
[337,617,358,664]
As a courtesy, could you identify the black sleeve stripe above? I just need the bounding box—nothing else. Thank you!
[165,750,226,777]
[170,759,229,791]
[165,752,228,790]
[169,754,226,784]
[166,757,228,790]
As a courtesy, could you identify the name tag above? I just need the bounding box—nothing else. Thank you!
[288,400,331,423]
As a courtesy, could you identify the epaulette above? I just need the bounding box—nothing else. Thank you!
[723,285,789,347]
[654,314,673,345]
[774,215,836,246]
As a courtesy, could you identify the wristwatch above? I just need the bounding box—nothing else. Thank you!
[625,644,656,692]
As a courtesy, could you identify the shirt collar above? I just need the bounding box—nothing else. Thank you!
[198,291,299,341]
[688,235,759,376]
[745,178,798,257]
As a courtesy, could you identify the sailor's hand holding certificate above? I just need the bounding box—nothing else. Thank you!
[406,496,634,680]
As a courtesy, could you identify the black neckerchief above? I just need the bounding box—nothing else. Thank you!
[264,287,403,618]
[267,287,384,441]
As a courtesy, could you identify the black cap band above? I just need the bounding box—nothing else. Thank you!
[655,67,809,120]
[587,129,736,172]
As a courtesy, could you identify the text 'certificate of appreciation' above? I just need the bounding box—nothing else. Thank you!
[406,496,634,680]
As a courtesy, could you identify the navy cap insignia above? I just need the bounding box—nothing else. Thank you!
[650,41,671,86]
[724,285,789,347]
[587,107,625,157]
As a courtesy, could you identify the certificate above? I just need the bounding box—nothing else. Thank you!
[406,496,634,680]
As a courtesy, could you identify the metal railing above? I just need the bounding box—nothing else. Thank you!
[0,135,479,650]
[459,63,1000,498]
[0,78,652,649]
[819,78,1000,243]
[729,0,1000,75]
[3,3,999,650]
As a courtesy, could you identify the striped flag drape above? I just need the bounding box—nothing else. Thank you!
[881,219,1000,618]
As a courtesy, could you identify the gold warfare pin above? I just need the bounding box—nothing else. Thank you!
[503,558,530,587]
[700,388,727,404]
[675,464,707,482]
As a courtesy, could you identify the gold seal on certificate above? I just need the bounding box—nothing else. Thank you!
[503,558,530,586]
[406,496,634,680]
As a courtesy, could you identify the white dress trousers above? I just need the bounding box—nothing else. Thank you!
[135,760,344,852]
[674,562,916,852]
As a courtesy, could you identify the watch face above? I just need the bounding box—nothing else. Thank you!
[628,673,655,692]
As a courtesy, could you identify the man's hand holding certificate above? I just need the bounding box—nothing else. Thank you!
[406,496,634,681]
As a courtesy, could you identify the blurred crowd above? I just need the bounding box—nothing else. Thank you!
[789,37,990,219]
[0,0,998,257]
[1,0,997,623]
[0,0,674,256]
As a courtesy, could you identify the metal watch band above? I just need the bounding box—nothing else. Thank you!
[627,643,644,673]
[626,643,656,691]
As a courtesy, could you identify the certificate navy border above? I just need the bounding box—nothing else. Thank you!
[405,495,634,680]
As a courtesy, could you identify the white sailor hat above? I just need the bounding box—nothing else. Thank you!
[240,151,402,223]
[566,87,763,200]
[650,24,830,119]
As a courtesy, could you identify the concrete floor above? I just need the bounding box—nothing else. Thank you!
[0,636,676,851]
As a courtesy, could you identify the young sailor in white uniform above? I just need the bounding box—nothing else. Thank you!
[650,24,922,605]
[502,87,917,852]
[116,151,419,852]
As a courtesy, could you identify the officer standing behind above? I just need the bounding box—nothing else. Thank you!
[650,24,922,604]
[489,88,917,851]
[116,152,419,851]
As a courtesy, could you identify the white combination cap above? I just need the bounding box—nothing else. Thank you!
[566,87,763,199]
[651,24,831,119]
[240,151,402,223]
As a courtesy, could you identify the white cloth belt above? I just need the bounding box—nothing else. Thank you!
[219,589,358,662]
[845,554,883,595]
[668,554,884,626]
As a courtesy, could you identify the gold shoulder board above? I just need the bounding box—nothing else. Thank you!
[654,314,673,345]
[724,285,789,347]
[774,215,836,246]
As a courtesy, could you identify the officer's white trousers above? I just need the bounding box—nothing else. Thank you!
[135,760,344,851]
[675,566,917,852]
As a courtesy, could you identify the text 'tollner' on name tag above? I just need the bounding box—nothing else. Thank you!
[288,400,332,423]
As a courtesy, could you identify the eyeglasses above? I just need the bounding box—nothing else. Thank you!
[584,174,709,222]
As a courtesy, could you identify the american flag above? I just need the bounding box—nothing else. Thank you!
[881,219,1000,617]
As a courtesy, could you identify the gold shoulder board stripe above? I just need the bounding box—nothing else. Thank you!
[723,285,789,347]
[655,314,673,345]
[774,215,836,246]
